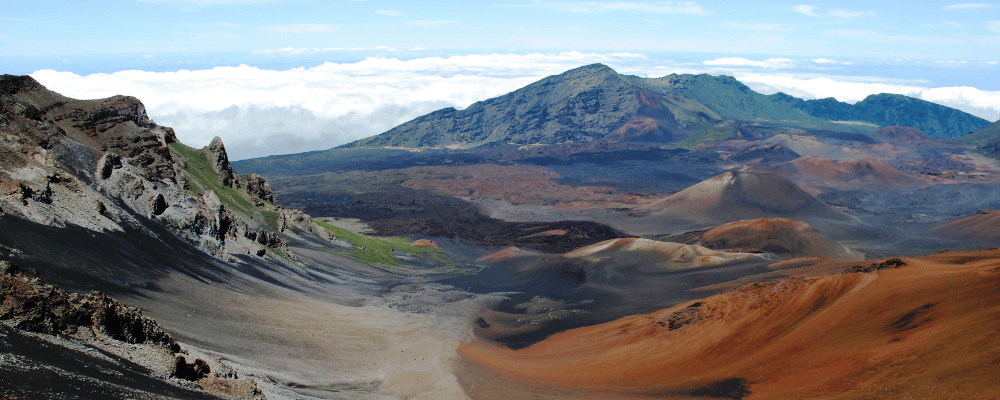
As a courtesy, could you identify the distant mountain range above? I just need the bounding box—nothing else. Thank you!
[768,92,989,138]
[342,64,991,149]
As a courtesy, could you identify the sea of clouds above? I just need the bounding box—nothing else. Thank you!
[30,52,1000,160]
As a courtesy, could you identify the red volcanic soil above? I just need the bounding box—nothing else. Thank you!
[777,156,925,190]
[476,247,546,264]
[410,239,440,248]
[402,164,654,209]
[459,249,1000,399]
[872,125,961,147]
[930,210,1000,243]
[697,218,860,259]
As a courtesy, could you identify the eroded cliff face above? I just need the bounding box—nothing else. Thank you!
[0,74,310,261]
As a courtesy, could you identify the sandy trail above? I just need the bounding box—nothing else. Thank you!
[126,271,484,399]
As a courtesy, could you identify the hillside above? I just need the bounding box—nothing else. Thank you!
[769,92,990,138]
[964,119,1000,157]
[693,218,860,259]
[459,250,1000,399]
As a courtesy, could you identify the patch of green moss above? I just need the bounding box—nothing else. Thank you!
[313,219,438,266]
[665,123,737,150]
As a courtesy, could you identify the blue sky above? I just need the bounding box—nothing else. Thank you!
[2,1,1000,159]
[3,1,999,60]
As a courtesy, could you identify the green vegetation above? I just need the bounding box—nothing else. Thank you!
[313,219,439,266]
[665,123,736,150]
[260,210,280,232]
[168,142,255,216]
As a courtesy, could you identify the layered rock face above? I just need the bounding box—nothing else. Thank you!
[0,74,303,260]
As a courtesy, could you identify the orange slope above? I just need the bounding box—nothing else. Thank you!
[459,249,1000,399]
[697,218,861,260]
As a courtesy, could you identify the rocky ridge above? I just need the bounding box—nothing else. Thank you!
[0,74,313,261]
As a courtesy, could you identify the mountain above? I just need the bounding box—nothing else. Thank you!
[640,170,848,223]
[964,119,1000,156]
[340,64,834,149]
[341,64,987,149]
[343,64,692,148]
[769,92,991,138]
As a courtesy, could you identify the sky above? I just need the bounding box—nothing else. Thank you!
[2,1,1000,159]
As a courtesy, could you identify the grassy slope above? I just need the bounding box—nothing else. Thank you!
[169,142,256,216]
[962,119,1000,146]
[313,219,440,266]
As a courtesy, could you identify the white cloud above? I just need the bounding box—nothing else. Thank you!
[31,52,646,159]
[811,58,838,64]
[375,10,405,16]
[703,57,795,68]
[943,3,992,9]
[261,23,337,33]
[737,73,1000,122]
[988,20,1000,33]
[829,8,875,18]
[793,4,818,17]
[516,1,706,15]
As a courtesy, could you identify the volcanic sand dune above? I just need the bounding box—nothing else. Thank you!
[458,249,1000,399]
[694,218,862,260]
[516,238,767,280]
[773,156,925,190]
[640,170,849,226]
[930,210,1000,244]
[561,237,763,270]
[506,237,771,296]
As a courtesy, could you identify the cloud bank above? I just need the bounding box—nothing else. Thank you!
[31,52,1000,159]
[31,52,645,159]
[737,73,1000,122]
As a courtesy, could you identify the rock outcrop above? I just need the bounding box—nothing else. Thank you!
[0,75,308,261]
[237,172,273,204]
[206,136,234,187]
[0,261,179,351]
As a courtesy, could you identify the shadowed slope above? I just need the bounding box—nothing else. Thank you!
[930,210,1000,244]
[459,250,1000,399]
